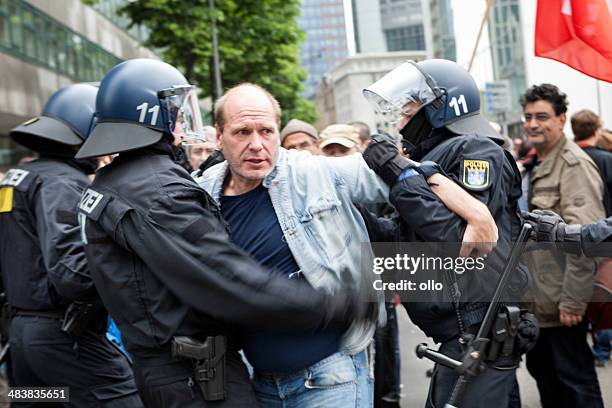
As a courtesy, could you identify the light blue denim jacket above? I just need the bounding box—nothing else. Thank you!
[195,148,389,354]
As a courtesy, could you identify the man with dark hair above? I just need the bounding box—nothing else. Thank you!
[571,109,602,142]
[520,84,604,407]
[349,121,372,150]
[600,128,612,152]
[571,110,612,367]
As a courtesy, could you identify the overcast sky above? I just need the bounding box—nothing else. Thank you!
[450,0,493,87]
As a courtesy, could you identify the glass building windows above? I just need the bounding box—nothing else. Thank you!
[0,0,10,48]
[0,0,121,81]
[384,24,425,52]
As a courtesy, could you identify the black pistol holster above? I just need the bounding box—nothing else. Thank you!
[171,335,227,401]
[485,305,539,362]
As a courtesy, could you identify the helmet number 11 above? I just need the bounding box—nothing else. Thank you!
[136,102,160,125]
[449,94,468,116]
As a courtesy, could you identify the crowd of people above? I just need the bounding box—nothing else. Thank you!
[0,56,611,408]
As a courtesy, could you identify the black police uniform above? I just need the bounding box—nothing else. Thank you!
[582,217,612,257]
[79,143,351,407]
[390,131,526,408]
[0,158,143,407]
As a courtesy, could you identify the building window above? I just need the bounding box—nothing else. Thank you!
[21,7,37,59]
[384,24,425,51]
[8,0,20,50]
[0,0,121,81]
[0,0,10,48]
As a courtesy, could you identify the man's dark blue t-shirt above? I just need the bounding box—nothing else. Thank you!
[221,183,342,373]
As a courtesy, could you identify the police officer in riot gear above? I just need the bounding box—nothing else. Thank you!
[524,210,612,257]
[0,83,144,406]
[361,59,530,408]
[75,58,361,407]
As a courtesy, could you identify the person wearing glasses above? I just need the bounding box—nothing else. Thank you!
[519,84,604,408]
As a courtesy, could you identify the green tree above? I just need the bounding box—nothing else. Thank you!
[91,0,316,125]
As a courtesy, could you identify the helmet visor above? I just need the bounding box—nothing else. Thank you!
[363,61,437,124]
[159,85,206,142]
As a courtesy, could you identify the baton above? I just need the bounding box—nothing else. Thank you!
[416,223,532,408]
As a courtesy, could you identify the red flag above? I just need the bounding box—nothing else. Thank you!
[535,0,612,83]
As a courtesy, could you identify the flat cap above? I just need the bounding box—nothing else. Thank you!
[280,119,318,144]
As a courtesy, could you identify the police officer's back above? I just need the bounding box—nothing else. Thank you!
[362,59,530,408]
[0,84,143,406]
[75,59,357,407]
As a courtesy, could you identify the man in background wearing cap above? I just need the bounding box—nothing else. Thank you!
[280,118,319,154]
[320,124,362,157]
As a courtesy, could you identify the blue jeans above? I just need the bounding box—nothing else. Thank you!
[592,329,612,362]
[253,350,373,407]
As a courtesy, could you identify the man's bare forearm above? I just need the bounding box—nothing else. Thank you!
[428,173,492,224]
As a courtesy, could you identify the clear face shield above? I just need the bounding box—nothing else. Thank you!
[363,61,439,125]
[158,85,206,144]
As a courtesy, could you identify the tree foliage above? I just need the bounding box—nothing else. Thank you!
[109,0,316,125]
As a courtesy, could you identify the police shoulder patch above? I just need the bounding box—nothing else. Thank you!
[78,188,110,221]
[461,159,490,190]
[0,169,30,188]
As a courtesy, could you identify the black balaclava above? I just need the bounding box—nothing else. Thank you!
[399,108,434,156]
[72,157,99,175]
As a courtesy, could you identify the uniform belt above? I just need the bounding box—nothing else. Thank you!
[12,308,65,319]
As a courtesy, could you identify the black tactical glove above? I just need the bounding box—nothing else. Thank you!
[522,210,583,255]
[362,134,414,186]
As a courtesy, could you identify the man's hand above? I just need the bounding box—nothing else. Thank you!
[459,202,499,257]
[323,289,371,331]
[362,134,413,186]
[559,308,583,327]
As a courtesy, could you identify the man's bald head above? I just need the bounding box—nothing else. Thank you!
[214,83,281,131]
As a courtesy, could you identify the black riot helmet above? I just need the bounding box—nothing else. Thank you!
[363,59,501,154]
[10,83,98,157]
[76,59,206,159]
